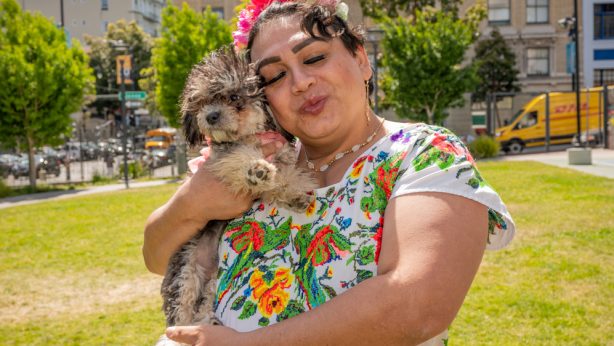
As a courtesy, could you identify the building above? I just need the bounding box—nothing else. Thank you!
[583,1,614,87]
[21,0,165,43]
[443,1,585,137]
[464,0,582,93]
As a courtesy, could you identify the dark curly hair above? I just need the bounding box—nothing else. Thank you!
[246,1,373,94]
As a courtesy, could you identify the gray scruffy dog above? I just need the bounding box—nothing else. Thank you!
[156,46,315,346]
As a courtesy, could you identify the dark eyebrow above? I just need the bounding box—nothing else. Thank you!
[255,38,318,73]
[255,56,281,74]
[291,37,317,53]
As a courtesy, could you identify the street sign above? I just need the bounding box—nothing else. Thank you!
[118,91,147,100]
[116,55,133,85]
[125,101,143,108]
[566,42,576,74]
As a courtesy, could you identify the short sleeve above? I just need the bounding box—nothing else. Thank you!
[390,125,515,250]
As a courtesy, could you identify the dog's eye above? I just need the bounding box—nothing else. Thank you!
[229,94,240,102]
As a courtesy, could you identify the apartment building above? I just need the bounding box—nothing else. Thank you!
[21,0,165,43]
[460,0,581,93]
[583,0,614,87]
[171,0,367,24]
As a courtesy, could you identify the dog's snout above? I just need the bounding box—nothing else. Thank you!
[206,111,221,125]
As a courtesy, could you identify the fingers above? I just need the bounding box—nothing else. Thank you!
[261,140,284,162]
[166,326,201,345]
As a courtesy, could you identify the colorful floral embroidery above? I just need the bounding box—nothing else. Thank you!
[214,123,514,341]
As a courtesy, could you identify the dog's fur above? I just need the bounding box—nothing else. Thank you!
[156,47,315,345]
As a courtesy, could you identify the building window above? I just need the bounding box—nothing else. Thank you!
[210,7,224,19]
[527,48,549,76]
[488,0,510,24]
[527,0,548,24]
[594,4,614,39]
[101,0,108,11]
[593,69,614,86]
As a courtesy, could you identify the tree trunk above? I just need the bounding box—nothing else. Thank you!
[26,134,36,189]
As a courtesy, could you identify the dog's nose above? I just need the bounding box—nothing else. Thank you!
[206,111,221,125]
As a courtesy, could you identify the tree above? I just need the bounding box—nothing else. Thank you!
[379,7,485,124]
[153,3,232,128]
[0,0,94,188]
[84,20,153,98]
[472,29,520,127]
[359,0,463,20]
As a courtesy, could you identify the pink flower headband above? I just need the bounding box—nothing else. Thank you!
[233,0,349,49]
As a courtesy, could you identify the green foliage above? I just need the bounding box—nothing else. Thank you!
[471,29,520,103]
[153,2,232,127]
[468,135,500,159]
[359,0,463,20]
[0,0,94,188]
[379,8,484,124]
[84,20,153,97]
[92,170,116,184]
[119,161,146,179]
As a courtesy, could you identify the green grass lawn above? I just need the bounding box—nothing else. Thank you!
[0,161,612,345]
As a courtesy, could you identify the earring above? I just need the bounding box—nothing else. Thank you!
[365,80,371,124]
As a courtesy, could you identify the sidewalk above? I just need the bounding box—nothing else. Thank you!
[492,148,614,179]
[0,179,181,210]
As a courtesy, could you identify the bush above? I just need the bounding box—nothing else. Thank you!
[92,170,115,185]
[468,135,500,159]
[119,161,146,179]
[0,179,13,198]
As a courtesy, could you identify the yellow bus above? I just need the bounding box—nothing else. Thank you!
[145,127,176,150]
[496,87,607,154]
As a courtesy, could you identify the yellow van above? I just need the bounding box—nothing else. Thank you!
[145,127,176,150]
[496,87,607,153]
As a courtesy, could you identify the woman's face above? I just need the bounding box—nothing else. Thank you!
[250,16,372,147]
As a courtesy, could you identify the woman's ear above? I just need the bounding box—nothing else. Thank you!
[355,45,373,81]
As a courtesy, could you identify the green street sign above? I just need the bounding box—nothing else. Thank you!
[119,91,147,100]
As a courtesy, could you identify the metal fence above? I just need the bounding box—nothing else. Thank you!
[472,85,613,154]
[1,140,191,188]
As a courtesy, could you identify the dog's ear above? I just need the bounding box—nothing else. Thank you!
[182,111,202,147]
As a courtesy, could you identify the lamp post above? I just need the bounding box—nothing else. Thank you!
[367,28,385,114]
[559,4,582,144]
[111,40,130,189]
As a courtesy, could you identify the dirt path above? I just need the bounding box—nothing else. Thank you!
[1,273,162,324]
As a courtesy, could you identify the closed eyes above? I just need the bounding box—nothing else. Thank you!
[261,54,326,87]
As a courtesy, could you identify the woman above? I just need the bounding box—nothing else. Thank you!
[143,1,515,345]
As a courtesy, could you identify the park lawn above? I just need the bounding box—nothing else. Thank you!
[0,161,612,345]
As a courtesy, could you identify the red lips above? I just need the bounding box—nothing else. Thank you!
[299,95,327,115]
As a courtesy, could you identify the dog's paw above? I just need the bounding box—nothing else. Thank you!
[284,193,314,212]
[247,160,276,188]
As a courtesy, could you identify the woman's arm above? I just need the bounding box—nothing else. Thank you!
[167,191,488,345]
[143,167,254,275]
[143,141,284,275]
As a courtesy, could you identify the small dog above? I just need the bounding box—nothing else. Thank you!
[156,47,315,345]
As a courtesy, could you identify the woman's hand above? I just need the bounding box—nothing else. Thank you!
[143,135,288,275]
[165,325,243,346]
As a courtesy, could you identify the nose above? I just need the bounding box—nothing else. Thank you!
[206,111,221,124]
[290,69,315,95]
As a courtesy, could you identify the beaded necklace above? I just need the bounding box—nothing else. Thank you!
[304,118,385,173]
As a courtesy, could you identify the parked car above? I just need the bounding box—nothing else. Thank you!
[150,147,174,168]
[0,154,20,179]
[11,154,61,179]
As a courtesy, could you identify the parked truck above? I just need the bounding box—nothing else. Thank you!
[496,87,608,154]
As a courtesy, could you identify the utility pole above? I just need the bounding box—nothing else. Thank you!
[574,0,581,141]
[60,0,64,28]
[120,59,130,189]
